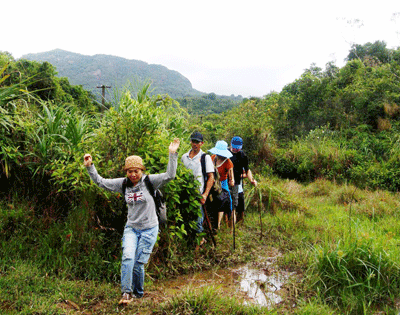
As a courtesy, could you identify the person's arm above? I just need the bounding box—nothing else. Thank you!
[200,172,214,205]
[228,167,235,187]
[246,169,257,187]
[148,138,180,189]
[83,153,124,193]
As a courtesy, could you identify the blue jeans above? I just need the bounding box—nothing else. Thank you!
[121,225,158,297]
[195,205,204,233]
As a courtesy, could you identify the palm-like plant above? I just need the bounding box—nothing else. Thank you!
[0,63,26,177]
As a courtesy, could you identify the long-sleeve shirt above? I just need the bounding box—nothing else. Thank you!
[86,152,178,230]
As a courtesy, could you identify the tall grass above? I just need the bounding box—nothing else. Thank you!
[0,200,121,282]
[242,176,400,314]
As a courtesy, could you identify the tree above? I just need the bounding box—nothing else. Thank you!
[346,41,391,64]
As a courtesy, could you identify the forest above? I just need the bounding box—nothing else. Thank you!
[2,40,400,314]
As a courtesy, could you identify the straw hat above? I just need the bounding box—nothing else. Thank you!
[209,140,233,158]
[124,155,146,171]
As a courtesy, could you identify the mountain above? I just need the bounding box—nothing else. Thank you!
[21,49,204,99]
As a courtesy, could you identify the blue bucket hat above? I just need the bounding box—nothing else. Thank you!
[209,140,233,158]
[231,136,243,150]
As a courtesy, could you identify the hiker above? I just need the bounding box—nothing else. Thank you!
[83,138,180,305]
[209,140,235,229]
[229,136,257,223]
[181,131,214,243]
[236,174,246,222]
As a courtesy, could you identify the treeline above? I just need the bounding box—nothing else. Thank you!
[198,40,400,191]
[176,92,243,115]
[0,51,99,112]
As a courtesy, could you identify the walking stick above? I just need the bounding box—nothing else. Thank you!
[259,188,263,240]
[232,208,236,250]
[203,204,217,247]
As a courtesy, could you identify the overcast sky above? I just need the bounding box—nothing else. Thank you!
[3,0,400,97]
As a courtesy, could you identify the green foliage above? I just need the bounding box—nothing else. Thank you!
[1,52,97,111]
[346,40,393,63]
[311,235,400,313]
[270,44,400,139]
[176,93,242,116]
[273,128,359,183]
[154,286,269,314]
[21,49,204,99]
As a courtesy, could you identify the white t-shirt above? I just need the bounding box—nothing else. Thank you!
[181,149,214,193]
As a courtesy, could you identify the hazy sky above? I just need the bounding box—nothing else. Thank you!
[3,0,400,97]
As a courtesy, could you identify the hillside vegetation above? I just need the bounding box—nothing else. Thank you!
[21,49,243,114]
[21,49,202,99]
[2,40,400,314]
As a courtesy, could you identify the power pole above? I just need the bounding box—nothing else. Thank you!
[97,85,111,106]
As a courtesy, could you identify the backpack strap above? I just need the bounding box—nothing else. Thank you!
[200,153,208,194]
[144,175,155,197]
[122,177,128,196]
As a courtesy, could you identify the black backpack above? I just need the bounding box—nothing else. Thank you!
[200,153,222,202]
[122,176,167,226]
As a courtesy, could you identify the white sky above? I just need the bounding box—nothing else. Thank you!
[3,0,400,97]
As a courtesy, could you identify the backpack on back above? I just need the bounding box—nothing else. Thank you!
[200,153,222,202]
[122,176,167,226]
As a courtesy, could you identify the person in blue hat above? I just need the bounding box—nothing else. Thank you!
[229,136,257,223]
[209,140,235,229]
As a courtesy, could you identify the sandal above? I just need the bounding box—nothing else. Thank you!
[118,292,133,305]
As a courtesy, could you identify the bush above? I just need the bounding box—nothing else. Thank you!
[273,137,358,183]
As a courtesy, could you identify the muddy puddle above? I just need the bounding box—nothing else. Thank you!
[157,249,296,309]
[234,264,293,307]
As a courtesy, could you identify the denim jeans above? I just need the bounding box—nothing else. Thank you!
[195,205,204,233]
[121,225,159,297]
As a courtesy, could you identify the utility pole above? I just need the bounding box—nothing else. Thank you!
[97,85,111,106]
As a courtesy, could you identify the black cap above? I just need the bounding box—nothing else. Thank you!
[190,131,203,142]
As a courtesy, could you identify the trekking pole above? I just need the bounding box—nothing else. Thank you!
[232,208,236,250]
[203,204,217,247]
[259,187,263,240]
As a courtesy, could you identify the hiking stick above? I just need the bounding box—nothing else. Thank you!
[203,204,217,247]
[259,188,263,240]
[232,209,236,250]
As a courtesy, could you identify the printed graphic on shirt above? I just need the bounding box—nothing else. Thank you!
[127,191,145,204]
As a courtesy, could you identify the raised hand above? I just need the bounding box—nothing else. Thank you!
[169,138,180,153]
[83,154,92,167]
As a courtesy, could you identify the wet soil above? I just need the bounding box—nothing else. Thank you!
[138,247,300,312]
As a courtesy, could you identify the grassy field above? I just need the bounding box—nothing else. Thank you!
[2,176,400,314]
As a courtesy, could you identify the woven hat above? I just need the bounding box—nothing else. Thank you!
[209,140,233,158]
[124,155,146,171]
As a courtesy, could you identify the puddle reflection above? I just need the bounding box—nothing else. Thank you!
[234,265,292,308]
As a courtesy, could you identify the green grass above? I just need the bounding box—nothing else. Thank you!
[2,177,400,314]
[252,177,400,314]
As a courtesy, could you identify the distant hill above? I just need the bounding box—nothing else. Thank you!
[21,49,204,99]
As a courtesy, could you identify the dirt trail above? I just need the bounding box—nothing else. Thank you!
[126,247,299,313]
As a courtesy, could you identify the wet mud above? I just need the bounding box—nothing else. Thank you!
[154,248,297,309]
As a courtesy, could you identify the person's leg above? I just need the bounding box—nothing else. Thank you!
[132,225,159,297]
[195,205,204,233]
[237,192,245,222]
[230,185,239,212]
[218,211,224,229]
[121,227,138,295]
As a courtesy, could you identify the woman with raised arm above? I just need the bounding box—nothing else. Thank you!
[83,138,180,305]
